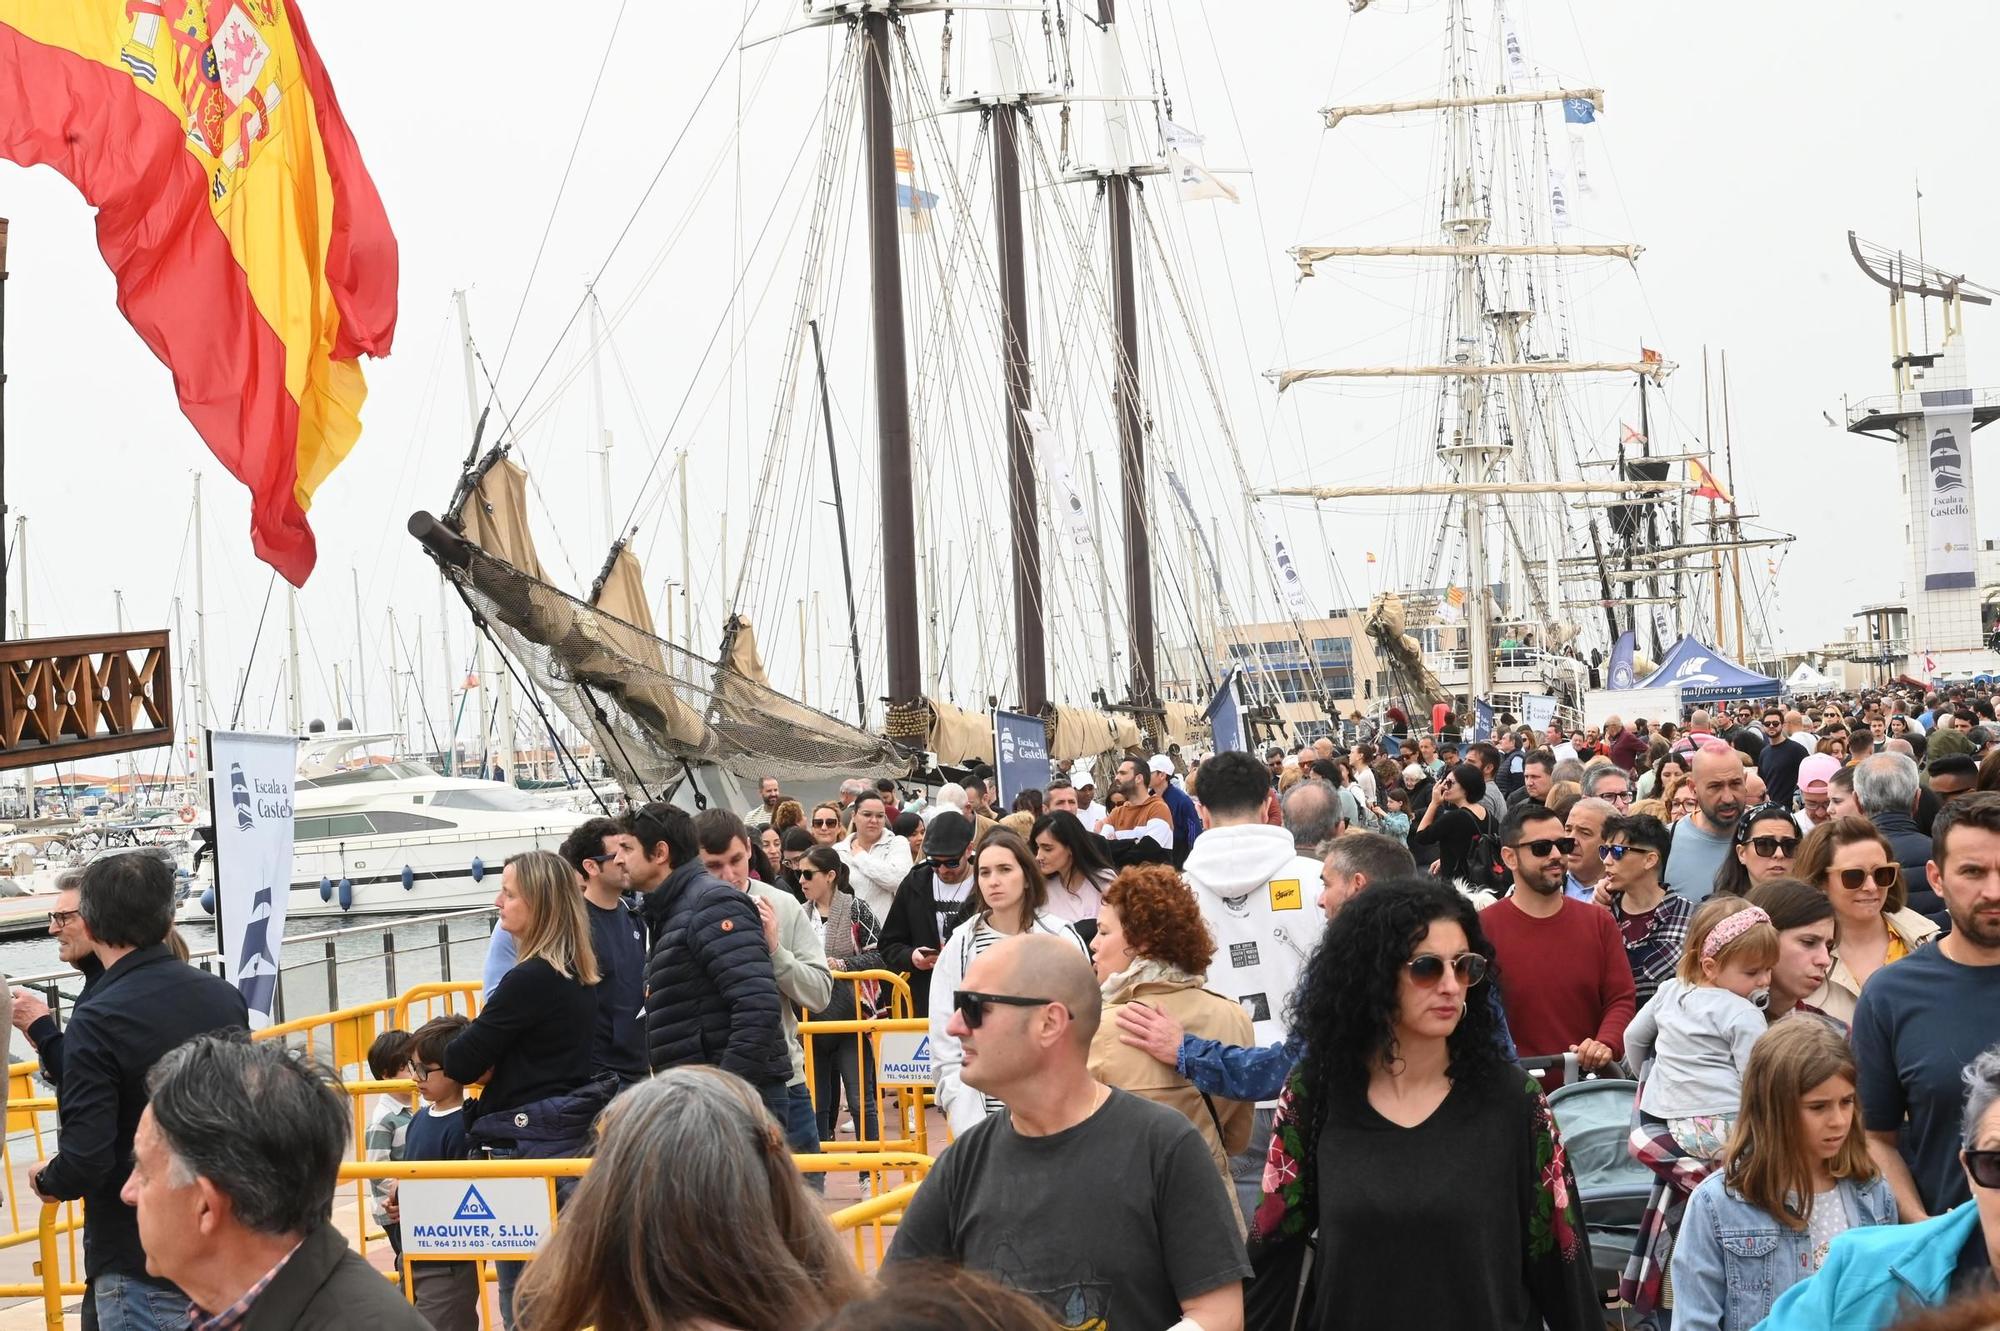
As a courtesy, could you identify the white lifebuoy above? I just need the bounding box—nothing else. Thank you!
[177,805,197,825]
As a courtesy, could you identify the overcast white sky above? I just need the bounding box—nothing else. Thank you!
[2,0,1995,738]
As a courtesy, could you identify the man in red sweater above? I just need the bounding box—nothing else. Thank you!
[1483,804,1637,1072]
[1603,715,1647,774]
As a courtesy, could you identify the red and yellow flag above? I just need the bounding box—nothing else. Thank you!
[0,0,396,586]
[1689,457,1733,503]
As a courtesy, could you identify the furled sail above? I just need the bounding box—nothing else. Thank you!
[412,502,901,795]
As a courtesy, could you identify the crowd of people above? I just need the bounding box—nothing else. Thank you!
[13,682,2000,1330]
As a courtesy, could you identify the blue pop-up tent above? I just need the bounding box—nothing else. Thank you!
[1637,635,1782,703]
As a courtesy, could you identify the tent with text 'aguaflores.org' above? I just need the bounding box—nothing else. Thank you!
[1636,636,1782,704]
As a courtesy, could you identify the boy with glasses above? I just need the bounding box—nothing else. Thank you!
[1480,804,1637,1075]
[389,1015,477,1331]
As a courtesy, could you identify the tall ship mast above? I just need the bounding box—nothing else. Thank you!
[1257,0,1789,727]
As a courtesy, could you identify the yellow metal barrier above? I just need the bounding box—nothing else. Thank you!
[27,1151,932,1327]
[797,971,935,1157]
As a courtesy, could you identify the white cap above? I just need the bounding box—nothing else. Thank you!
[1147,754,1175,775]
[1069,762,1095,788]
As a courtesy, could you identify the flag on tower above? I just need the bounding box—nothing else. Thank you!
[1689,458,1733,504]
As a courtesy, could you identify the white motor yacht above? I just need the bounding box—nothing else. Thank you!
[181,731,587,921]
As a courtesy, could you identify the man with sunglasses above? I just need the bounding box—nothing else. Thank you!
[1853,793,2000,1222]
[1758,708,1811,807]
[877,810,979,1014]
[1480,804,1635,1076]
[887,935,1249,1331]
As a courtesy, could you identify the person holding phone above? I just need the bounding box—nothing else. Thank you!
[878,811,980,1014]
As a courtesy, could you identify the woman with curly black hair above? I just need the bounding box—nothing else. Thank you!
[1250,878,1600,1330]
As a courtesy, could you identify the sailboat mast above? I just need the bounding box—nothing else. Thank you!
[1638,372,1662,656]
[1444,0,1493,706]
[1097,0,1154,710]
[588,288,615,553]
[285,586,302,735]
[861,10,922,710]
[453,289,516,782]
[993,98,1045,714]
[1722,350,1747,662]
[809,318,869,728]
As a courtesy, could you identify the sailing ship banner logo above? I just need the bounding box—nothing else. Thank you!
[1921,388,1977,591]
[208,729,299,1028]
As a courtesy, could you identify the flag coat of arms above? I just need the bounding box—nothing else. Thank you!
[0,0,397,585]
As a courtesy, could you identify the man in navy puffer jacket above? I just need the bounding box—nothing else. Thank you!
[615,803,792,1117]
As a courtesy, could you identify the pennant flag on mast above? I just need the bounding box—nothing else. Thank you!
[1272,537,1312,616]
[1621,423,1646,446]
[1170,150,1239,204]
[1641,347,1664,365]
[1499,2,1529,85]
[1689,458,1733,503]
[1162,119,1204,150]
[1548,168,1571,230]
[0,0,398,587]
[894,144,935,231]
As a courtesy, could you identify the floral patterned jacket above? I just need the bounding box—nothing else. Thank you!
[1249,1060,1600,1330]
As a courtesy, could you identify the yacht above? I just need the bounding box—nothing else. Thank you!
[181,731,584,921]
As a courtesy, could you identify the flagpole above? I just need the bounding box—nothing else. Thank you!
[1704,347,1723,644]
[1723,350,1747,663]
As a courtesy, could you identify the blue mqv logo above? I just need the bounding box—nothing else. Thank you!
[453,1186,496,1221]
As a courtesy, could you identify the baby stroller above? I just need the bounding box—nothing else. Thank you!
[1546,1073,1653,1300]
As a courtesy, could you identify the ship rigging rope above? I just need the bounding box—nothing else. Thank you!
[478,0,629,414]
[479,2,761,440]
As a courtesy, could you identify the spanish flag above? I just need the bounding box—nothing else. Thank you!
[1689,457,1732,503]
[0,0,396,586]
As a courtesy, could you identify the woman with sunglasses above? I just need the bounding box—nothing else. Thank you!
[927,829,1090,1138]
[794,846,886,1146]
[1086,864,1253,1193]
[1600,813,1695,1007]
[1671,1018,1895,1331]
[1756,1043,2000,1329]
[1712,803,1804,898]
[807,802,846,848]
[1251,878,1598,1330]
[1792,817,1941,1024]
[1410,761,1492,886]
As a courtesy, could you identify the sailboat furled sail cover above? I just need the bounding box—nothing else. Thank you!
[434,510,900,793]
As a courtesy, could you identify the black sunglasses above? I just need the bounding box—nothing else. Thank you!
[1967,1149,2000,1190]
[585,851,617,865]
[1746,836,1800,858]
[927,855,966,871]
[810,817,841,827]
[1511,837,1576,857]
[1832,865,1898,891]
[1405,953,1488,987]
[952,990,1069,1029]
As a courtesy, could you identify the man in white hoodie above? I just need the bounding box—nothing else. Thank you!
[1180,749,1330,1219]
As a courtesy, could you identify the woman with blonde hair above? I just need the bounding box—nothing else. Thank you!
[513,1068,866,1331]
[1670,1019,1895,1329]
[1086,864,1252,1190]
[1791,816,1939,1023]
[443,849,603,1326]
[808,801,846,847]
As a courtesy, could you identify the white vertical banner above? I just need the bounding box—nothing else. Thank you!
[208,730,298,1028]
[1272,537,1312,616]
[1921,388,1976,590]
[1023,409,1096,554]
[1548,168,1571,230]
[1500,2,1529,85]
